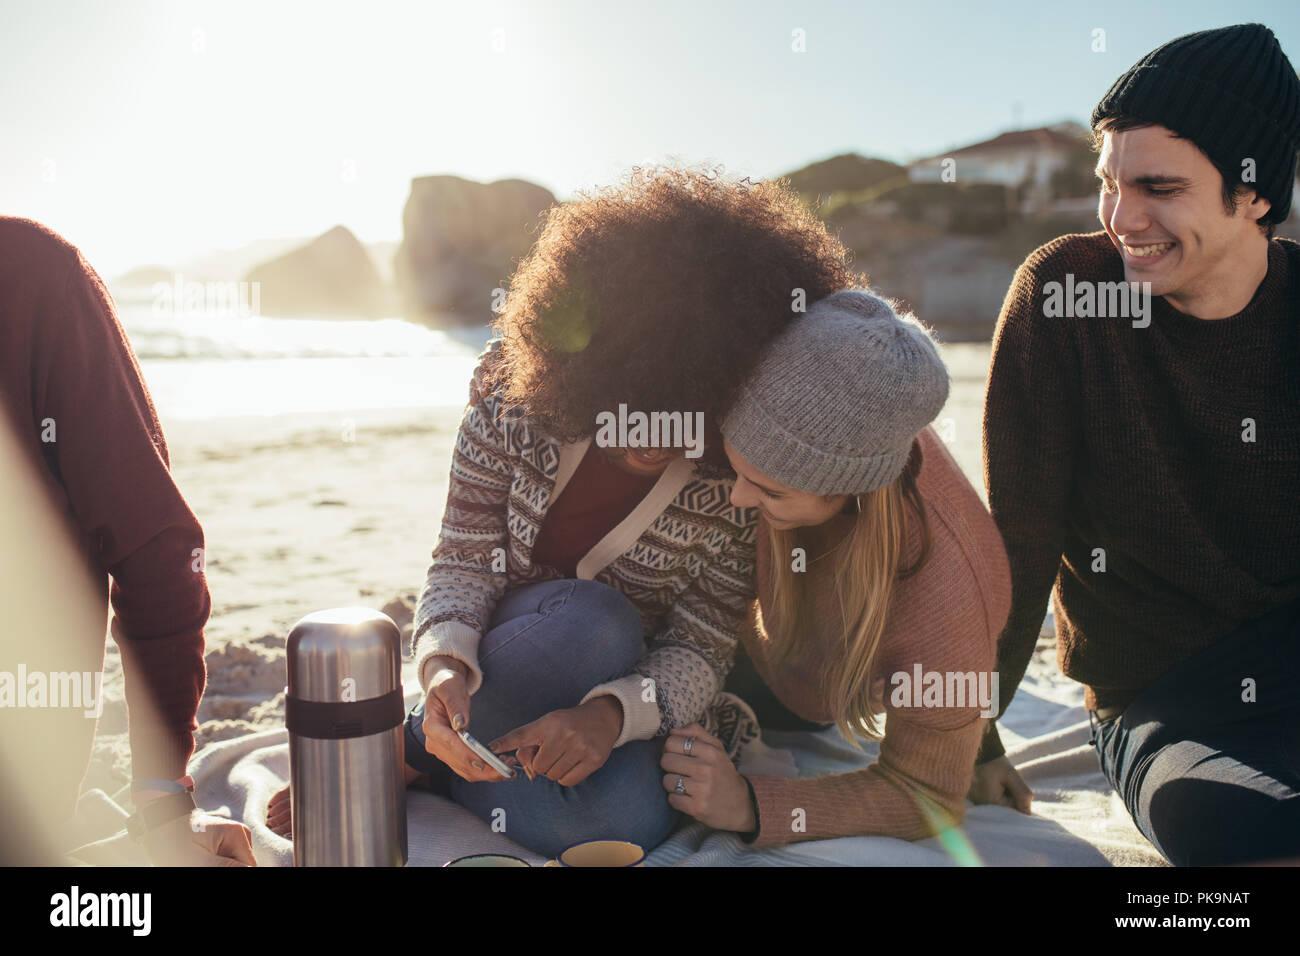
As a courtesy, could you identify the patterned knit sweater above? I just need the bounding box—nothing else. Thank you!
[978,232,1300,763]
[739,427,1011,847]
[412,383,758,747]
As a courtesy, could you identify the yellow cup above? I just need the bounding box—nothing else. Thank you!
[444,854,531,867]
[546,840,646,867]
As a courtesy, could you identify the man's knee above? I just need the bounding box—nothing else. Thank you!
[1141,754,1300,865]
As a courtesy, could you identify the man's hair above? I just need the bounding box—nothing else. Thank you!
[1092,114,1281,239]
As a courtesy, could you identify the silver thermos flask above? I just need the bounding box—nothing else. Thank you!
[286,607,408,866]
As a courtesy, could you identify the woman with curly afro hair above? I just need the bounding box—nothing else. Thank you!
[398,162,863,858]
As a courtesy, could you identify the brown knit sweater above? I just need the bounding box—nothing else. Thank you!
[978,231,1300,763]
[740,427,1011,846]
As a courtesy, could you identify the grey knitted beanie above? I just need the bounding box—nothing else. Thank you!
[720,289,949,495]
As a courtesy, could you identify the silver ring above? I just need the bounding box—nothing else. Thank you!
[683,736,695,755]
[675,776,686,794]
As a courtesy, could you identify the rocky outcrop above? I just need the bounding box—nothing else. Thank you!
[244,225,389,317]
[394,175,555,326]
[784,150,1098,340]
[781,153,907,207]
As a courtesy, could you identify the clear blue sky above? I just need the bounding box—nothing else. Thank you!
[2,0,1297,275]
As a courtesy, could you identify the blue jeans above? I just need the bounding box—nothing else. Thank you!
[404,578,681,858]
[1089,595,1300,865]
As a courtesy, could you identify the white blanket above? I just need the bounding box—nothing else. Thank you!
[62,673,1167,867]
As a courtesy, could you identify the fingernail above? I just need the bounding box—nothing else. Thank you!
[452,713,465,731]
[472,760,484,770]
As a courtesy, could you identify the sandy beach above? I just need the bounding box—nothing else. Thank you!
[83,340,1032,798]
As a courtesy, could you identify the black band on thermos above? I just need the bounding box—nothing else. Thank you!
[285,688,405,739]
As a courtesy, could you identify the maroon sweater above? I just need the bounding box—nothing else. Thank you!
[0,217,209,782]
[531,443,657,577]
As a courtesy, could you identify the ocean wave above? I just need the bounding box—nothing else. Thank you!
[118,303,486,361]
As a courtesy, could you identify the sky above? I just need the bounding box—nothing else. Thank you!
[3,0,1298,276]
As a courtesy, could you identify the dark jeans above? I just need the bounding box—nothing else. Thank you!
[403,578,680,859]
[1089,595,1300,865]
[723,641,833,732]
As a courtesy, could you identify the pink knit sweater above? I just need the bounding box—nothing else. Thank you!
[740,427,1011,847]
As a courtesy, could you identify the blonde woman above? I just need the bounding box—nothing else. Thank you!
[659,289,1012,847]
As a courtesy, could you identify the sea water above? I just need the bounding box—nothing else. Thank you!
[113,288,488,421]
[112,284,992,493]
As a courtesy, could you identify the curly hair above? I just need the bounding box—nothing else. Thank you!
[485,161,866,478]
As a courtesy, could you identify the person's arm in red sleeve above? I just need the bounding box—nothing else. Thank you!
[37,249,210,783]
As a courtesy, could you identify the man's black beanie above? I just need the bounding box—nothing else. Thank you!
[1091,23,1300,223]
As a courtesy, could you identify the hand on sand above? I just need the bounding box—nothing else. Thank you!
[140,810,257,866]
[967,754,1034,813]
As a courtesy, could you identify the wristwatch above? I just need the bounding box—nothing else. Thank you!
[125,790,198,842]
[126,775,198,842]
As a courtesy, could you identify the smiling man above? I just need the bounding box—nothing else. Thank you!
[968,24,1300,865]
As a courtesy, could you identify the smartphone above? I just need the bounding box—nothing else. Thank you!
[457,729,516,779]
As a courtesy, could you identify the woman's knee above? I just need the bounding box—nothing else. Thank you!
[570,579,642,629]
[551,580,645,669]
[482,579,642,680]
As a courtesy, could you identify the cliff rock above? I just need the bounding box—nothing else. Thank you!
[394,175,555,326]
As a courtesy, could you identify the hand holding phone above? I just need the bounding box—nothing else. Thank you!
[457,729,516,779]
[421,662,515,783]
